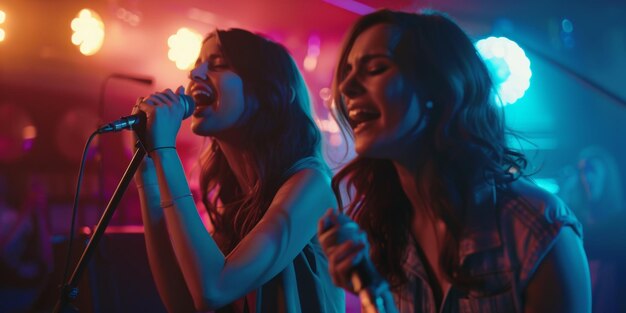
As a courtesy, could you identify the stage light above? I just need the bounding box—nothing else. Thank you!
[315,115,341,146]
[319,87,332,102]
[116,8,141,27]
[303,34,321,72]
[70,9,105,56]
[475,36,531,106]
[0,10,5,43]
[303,55,318,72]
[167,27,203,70]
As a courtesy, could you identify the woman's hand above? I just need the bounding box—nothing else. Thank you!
[318,208,370,291]
[132,86,188,152]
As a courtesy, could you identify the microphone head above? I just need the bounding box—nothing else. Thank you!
[179,94,196,119]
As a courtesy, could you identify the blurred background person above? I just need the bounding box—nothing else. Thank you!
[559,145,626,313]
[0,174,53,313]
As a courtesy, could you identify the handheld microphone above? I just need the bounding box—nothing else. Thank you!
[97,94,195,134]
[342,226,389,313]
[323,214,391,312]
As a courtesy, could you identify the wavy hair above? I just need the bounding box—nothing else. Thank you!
[330,10,527,289]
[198,29,322,253]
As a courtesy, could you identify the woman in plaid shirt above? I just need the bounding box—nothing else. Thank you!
[319,9,591,313]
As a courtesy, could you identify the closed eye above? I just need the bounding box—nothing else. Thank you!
[366,65,388,75]
[209,55,230,70]
[210,63,230,71]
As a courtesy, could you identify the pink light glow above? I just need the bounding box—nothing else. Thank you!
[322,0,374,15]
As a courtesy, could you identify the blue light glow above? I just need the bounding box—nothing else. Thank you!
[535,178,560,194]
[475,37,532,106]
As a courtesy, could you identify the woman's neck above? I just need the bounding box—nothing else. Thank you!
[216,140,256,192]
[392,150,435,220]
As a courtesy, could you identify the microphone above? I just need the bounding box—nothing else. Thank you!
[342,227,389,313]
[323,214,392,312]
[352,262,390,313]
[96,94,195,134]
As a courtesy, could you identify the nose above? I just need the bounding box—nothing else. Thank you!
[339,72,364,100]
[190,62,209,81]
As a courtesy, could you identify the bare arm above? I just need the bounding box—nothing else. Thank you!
[151,148,336,311]
[134,87,335,311]
[135,156,196,313]
[523,227,591,313]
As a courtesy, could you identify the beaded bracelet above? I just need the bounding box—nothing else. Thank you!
[161,193,194,209]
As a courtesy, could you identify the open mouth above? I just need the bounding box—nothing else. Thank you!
[348,108,380,129]
[191,87,216,107]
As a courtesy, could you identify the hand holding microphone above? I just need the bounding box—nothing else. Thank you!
[99,86,195,153]
[318,209,396,313]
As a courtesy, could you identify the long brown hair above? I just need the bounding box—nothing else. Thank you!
[331,10,527,289]
[199,29,322,253]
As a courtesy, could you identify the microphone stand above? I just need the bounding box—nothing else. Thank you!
[96,74,153,222]
[52,146,147,313]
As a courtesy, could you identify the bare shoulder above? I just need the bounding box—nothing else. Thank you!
[270,166,336,217]
[276,166,332,197]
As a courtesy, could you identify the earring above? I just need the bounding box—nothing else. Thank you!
[425,101,434,110]
[288,86,296,104]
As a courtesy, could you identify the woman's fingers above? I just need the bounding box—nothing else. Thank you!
[328,240,366,289]
[130,89,184,151]
[151,93,170,105]
[318,224,341,251]
[131,97,144,115]
[143,89,188,121]
[158,88,179,103]
[329,240,364,266]
[316,209,375,293]
[318,208,337,233]
[146,92,170,106]
[317,211,373,291]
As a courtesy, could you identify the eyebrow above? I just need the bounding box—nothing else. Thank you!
[344,53,393,70]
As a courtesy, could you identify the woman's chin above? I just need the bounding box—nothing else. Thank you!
[355,139,396,160]
[190,119,209,136]
[354,140,378,158]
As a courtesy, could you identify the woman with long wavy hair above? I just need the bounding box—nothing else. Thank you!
[132,29,344,313]
[318,10,591,313]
